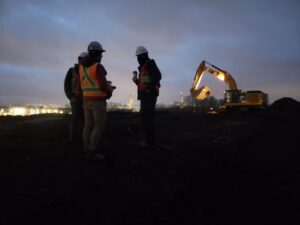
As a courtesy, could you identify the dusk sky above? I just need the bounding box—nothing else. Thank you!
[0,0,299,106]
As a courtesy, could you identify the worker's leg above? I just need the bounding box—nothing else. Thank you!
[82,101,93,152]
[71,99,84,140]
[89,101,107,152]
[140,96,157,146]
[69,101,77,140]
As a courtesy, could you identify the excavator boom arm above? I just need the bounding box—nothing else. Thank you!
[190,60,237,100]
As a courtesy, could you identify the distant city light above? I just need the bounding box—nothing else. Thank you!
[0,105,68,116]
[0,102,141,116]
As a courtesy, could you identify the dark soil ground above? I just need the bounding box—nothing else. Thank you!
[0,100,300,225]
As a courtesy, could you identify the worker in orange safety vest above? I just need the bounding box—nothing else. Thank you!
[79,41,115,161]
[132,46,161,147]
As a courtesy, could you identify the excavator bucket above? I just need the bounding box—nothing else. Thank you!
[190,85,211,101]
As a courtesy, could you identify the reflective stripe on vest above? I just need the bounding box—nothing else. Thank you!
[79,63,107,98]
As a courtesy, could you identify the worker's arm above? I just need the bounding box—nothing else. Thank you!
[74,66,82,99]
[64,67,73,100]
[96,64,113,99]
[148,59,161,85]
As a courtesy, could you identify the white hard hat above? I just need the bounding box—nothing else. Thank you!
[135,46,148,56]
[87,41,105,52]
[78,52,88,58]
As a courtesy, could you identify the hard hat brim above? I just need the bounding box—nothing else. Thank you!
[88,49,106,53]
[135,52,147,56]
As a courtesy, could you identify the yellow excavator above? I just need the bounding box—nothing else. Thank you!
[190,60,268,110]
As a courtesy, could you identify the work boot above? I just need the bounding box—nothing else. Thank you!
[85,152,105,162]
[64,137,75,144]
[138,141,152,148]
[139,141,159,150]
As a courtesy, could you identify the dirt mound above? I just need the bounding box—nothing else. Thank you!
[270,97,300,114]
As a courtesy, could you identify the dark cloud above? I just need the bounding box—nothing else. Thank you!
[0,0,300,105]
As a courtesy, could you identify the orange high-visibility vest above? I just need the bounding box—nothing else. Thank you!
[138,62,151,91]
[79,63,107,98]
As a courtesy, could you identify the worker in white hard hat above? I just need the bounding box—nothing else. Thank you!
[79,41,115,161]
[64,52,88,142]
[132,45,161,147]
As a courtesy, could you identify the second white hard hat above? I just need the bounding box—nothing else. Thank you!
[87,41,105,52]
[135,46,148,56]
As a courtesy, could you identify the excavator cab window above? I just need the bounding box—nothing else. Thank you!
[240,92,246,102]
[225,90,241,103]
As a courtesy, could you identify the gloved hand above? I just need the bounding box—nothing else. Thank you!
[107,92,112,99]
[132,71,138,82]
[107,81,116,92]
[106,81,115,99]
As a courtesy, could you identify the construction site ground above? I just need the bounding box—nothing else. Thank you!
[0,99,299,225]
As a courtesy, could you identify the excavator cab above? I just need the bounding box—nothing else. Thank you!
[224,90,242,103]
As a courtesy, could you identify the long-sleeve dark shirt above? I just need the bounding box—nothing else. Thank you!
[64,64,81,100]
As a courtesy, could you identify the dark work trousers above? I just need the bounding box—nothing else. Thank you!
[140,96,157,146]
[70,99,84,140]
